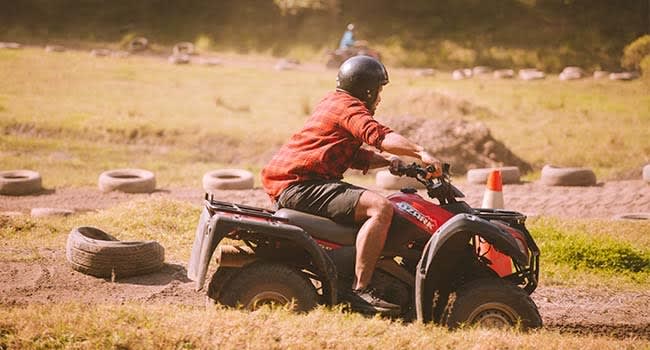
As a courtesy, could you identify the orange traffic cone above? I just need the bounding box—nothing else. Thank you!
[478,169,511,276]
[481,169,504,209]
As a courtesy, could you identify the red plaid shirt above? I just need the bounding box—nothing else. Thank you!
[262,91,393,201]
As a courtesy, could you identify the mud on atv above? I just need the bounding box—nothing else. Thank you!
[187,163,542,330]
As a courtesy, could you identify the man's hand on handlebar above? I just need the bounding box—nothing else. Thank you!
[388,156,446,180]
[388,156,405,176]
[417,151,442,177]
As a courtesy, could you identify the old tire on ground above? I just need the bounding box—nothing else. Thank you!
[612,213,650,220]
[643,164,650,183]
[540,164,596,186]
[45,45,65,52]
[173,42,195,55]
[375,169,425,190]
[65,226,164,278]
[445,278,542,330]
[217,262,318,312]
[128,37,148,52]
[168,54,191,65]
[518,68,545,80]
[90,48,111,57]
[0,170,43,196]
[202,169,254,192]
[493,69,514,79]
[466,167,521,185]
[31,207,74,218]
[98,168,156,193]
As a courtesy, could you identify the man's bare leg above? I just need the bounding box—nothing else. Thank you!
[353,190,394,290]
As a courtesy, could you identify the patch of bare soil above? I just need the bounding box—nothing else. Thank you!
[534,286,650,340]
[1,181,649,339]
[377,114,532,174]
[0,248,201,308]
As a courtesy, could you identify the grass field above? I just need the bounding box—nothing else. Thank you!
[1,45,650,348]
[1,303,646,350]
[1,47,648,189]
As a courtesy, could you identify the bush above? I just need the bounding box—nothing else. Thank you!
[640,55,650,82]
[621,34,650,70]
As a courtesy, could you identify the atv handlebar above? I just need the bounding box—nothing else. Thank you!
[393,162,463,204]
[394,162,449,181]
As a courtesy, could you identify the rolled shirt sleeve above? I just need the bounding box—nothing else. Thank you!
[339,100,393,150]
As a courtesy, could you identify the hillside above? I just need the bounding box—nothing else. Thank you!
[1,0,648,70]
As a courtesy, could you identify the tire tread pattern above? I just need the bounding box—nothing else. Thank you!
[65,226,164,278]
[217,262,317,312]
[444,277,542,330]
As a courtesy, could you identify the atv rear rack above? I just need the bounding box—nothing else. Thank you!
[204,193,288,223]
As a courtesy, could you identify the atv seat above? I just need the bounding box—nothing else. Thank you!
[274,208,358,246]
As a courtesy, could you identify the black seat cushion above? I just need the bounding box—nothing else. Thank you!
[274,208,358,246]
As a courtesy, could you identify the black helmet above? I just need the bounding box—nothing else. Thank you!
[336,55,389,111]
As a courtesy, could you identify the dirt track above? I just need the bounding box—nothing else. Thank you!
[2,179,648,218]
[1,180,649,339]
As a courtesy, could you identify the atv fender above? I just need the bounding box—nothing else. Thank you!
[414,213,528,323]
[187,206,339,305]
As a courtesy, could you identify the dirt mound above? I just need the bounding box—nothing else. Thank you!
[383,90,496,119]
[378,115,532,175]
[378,90,531,174]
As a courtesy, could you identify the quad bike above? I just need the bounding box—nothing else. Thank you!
[187,163,542,329]
[325,43,381,69]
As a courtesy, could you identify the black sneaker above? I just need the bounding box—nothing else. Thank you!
[342,287,401,315]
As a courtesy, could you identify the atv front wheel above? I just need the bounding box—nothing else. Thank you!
[217,262,318,312]
[446,278,542,330]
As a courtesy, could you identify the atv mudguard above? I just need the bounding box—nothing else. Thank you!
[414,213,529,323]
[187,206,339,305]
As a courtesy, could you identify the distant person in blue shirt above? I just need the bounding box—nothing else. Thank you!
[339,23,356,50]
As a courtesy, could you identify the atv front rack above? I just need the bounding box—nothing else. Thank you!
[474,208,540,294]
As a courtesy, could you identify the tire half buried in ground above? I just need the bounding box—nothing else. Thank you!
[540,164,596,186]
[0,170,43,195]
[466,166,521,184]
[98,168,156,193]
[202,169,254,192]
[65,226,164,278]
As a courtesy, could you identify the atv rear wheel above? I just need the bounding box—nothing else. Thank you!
[446,278,542,330]
[217,262,318,312]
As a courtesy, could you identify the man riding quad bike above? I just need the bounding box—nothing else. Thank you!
[187,163,542,329]
[326,24,381,69]
[187,56,541,329]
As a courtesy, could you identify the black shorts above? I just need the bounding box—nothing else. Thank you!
[277,180,366,225]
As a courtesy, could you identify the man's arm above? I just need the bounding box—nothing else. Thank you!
[366,152,391,169]
[380,132,441,169]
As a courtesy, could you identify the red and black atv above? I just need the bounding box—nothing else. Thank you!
[187,163,542,329]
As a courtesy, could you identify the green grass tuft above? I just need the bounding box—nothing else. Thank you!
[529,217,650,286]
[544,234,649,273]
